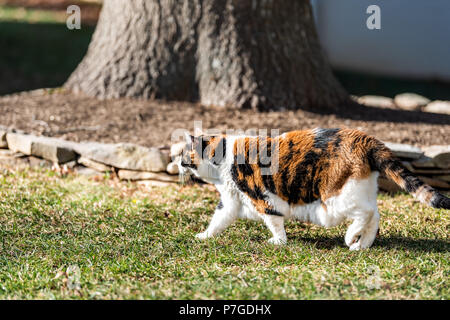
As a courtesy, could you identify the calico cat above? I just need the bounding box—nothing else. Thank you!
[178,128,449,250]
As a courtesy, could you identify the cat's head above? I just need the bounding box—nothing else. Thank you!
[178,133,226,182]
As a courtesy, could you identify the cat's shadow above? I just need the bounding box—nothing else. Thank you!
[294,235,449,253]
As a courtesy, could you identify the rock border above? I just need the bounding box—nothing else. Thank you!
[0,128,449,192]
[354,93,450,115]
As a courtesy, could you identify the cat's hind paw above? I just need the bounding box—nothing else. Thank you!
[268,237,287,245]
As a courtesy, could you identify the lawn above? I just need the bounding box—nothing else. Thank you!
[0,167,448,299]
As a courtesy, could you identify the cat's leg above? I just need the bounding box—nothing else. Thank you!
[195,197,240,240]
[358,208,380,249]
[345,216,370,251]
[343,173,379,250]
[345,209,378,250]
[247,197,287,245]
[263,214,287,245]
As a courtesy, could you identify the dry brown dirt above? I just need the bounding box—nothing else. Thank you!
[0,89,449,148]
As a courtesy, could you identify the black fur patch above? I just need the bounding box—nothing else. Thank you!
[265,208,283,216]
[211,138,227,165]
[262,173,276,194]
[280,140,295,201]
[259,139,276,193]
[238,163,254,176]
[368,146,426,194]
[281,129,339,204]
[333,133,342,151]
[284,150,322,204]
[231,161,267,201]
[193,136,209,159]
[431,193,450,209]
[313,128,340,149]
[180,153,197,168]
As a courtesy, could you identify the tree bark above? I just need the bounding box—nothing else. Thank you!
[65,0,348,111]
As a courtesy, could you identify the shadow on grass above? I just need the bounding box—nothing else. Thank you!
[293,235,449,253]
[0,20,94,95]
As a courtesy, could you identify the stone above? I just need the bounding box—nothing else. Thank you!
[0,151,26,167]
[63,160,78,169]
[411,155,436,169]
[401,161,415,172]
[0,126,24,150]
[0,148,26,167]
[0,153,52,169]
[6,133,33,154]
[357,95,396,109]
[6,133,76,163]
[423,100,450,115]
[378,175,450,192]
[166,161,179,175]
[422,145,450,169]
[394,93,430,111]
[402,160,450,174]
[0,149,24,159]
[378,177,401,193]
[433,153,450,170]
[0,130,7,148]
[78,156,113,172]
[383,142,423,160]
[403,168,450,175]
[118,170,179,182]
[27,156,53,168]
[73,142,169,172]
[422,145,450,158]
[435,175,450,182]
[418,176,450,189]
[170,142,186,158]
[74,165,103,177]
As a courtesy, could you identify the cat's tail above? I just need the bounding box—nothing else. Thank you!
[368,141,450,209]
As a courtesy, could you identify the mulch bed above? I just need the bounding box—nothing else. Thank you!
[1,89,449,148]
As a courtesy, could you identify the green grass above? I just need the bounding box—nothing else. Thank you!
[0,167,448,299]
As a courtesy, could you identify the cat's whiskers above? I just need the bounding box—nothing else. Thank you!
[179,168,193,185]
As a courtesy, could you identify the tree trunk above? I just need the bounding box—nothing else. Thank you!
[65,0,348,111]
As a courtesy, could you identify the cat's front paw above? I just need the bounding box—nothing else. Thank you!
[268,237,287,245]
[195,232,210,240]
[349,242,361,251]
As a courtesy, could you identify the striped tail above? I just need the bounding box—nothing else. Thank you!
[368,142,450,209]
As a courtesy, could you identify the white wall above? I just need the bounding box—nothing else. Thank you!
[311,0,450,81]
